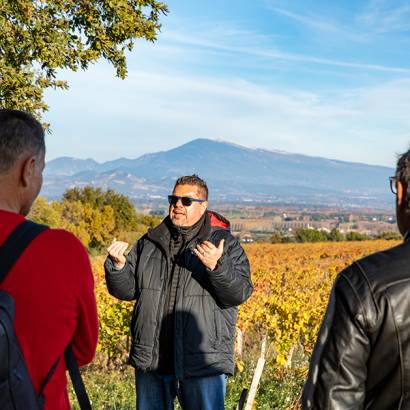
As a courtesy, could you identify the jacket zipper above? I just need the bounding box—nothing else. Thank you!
[147,225,217,371]
[150,248,169,370]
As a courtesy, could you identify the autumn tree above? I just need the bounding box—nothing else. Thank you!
[0,0,168,121]
[295,228,328,243]
[63,185,139,233]
[29,188,161,250]
[345,231,371,241]
[55,199,116,249]
[29,196,63,226]
[327,228,344,242]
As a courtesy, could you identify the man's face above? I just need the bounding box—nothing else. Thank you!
[169,184,208,227]
[396,179,410,236]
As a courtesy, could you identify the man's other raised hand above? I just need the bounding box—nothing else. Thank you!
[193,239,225,271]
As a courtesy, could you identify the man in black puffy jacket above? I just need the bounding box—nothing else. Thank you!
[105,175,252,410]
[302,149,410,409]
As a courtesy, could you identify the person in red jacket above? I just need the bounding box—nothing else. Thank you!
[0,109,98,409]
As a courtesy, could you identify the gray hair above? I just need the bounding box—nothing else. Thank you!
[0,109,45,174]
[173,174,208,200]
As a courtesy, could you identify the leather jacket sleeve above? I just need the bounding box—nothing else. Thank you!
[206,235,253,308]
[302,264,371,409]
[104,239,143,301]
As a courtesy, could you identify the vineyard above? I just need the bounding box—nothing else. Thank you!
[77,239,399,409]
[238,241,397,365]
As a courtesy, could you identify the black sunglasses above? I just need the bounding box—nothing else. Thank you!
[168,195,206,207]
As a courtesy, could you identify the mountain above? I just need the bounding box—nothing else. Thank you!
[44,157,99,176]
[42,139,395,208]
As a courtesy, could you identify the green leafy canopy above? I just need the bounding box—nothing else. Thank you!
[0,0,168,124]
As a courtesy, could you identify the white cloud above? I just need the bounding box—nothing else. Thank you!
[267,0,410,42]
[359,0,410,33]
[44,61,410,167]
[159,25,410,75]
[266,3,353,36]
[42,11,410,168]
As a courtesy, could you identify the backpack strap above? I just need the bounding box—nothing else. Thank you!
[0,220,48,284]
[0,220,92,409]
[0,220,54,400]
[65,345,92,410]
[37,358,61,408]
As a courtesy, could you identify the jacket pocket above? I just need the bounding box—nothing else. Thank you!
[131,289,161,346]
[130,295,143,343]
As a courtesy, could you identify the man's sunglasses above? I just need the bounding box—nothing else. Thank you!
[389,176,397,195]
[168,195,206,207]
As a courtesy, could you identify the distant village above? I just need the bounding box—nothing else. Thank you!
[141,202,398,243]
[224,205,398,242]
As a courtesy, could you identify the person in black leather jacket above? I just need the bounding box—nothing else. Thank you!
[302,149,410,409]
[105,175,252,410]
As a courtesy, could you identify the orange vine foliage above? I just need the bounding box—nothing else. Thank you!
[91,256,134,361]
[90,241,399,366]
[238,240,398,365]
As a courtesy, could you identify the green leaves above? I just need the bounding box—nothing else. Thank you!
[0,0,168,123]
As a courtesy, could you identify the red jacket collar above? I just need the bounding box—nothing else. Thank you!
[208,211,229,229]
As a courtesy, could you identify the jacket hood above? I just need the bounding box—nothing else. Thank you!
[208,211,230,230]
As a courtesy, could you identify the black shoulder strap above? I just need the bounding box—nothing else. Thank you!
[65,345,92,410]
[0,220,48,284]
[38,357,60,407]
[0,220,92,409]
[0,220,56,399]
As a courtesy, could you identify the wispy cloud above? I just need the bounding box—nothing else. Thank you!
[163,29,410,74]
[44,64,410,166]
[266,4,349,35]
[359,0,410,33]
[42,2,410,168]
[266,0,410,40]
[265,1,371,43]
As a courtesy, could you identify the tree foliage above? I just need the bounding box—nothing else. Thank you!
[345,231,371,241]
[57,200,116,249]
[29,187,161,250]
[294,228,328,243]
[0,0,168,121]
[270,228,396,243]
[327,228,344,242]
[376,231,402,241]
[63,185,149,235]
[29,196,63,226]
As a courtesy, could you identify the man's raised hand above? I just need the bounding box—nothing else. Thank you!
[193,239,225,271]
[107,238,129,270]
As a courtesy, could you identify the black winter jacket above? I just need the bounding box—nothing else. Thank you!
[302,237,410,409]
[105,211,252,379]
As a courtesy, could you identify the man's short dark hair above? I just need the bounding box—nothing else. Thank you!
[396,149,410,212]
[0,109,45,174]
[173,175,208,200]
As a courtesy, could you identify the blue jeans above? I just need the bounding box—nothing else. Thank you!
[135,370,227,410]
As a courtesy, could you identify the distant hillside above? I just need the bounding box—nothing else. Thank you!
[43,139,394,208]
[44,157,99,176]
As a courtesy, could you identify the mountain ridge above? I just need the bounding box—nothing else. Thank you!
[46,138,391,169]
[42,138,394,208]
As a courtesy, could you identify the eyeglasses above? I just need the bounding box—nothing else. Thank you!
[389,176,397,195]
[168,195,206,207]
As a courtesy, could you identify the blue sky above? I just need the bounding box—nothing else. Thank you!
[44,0,410,167]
